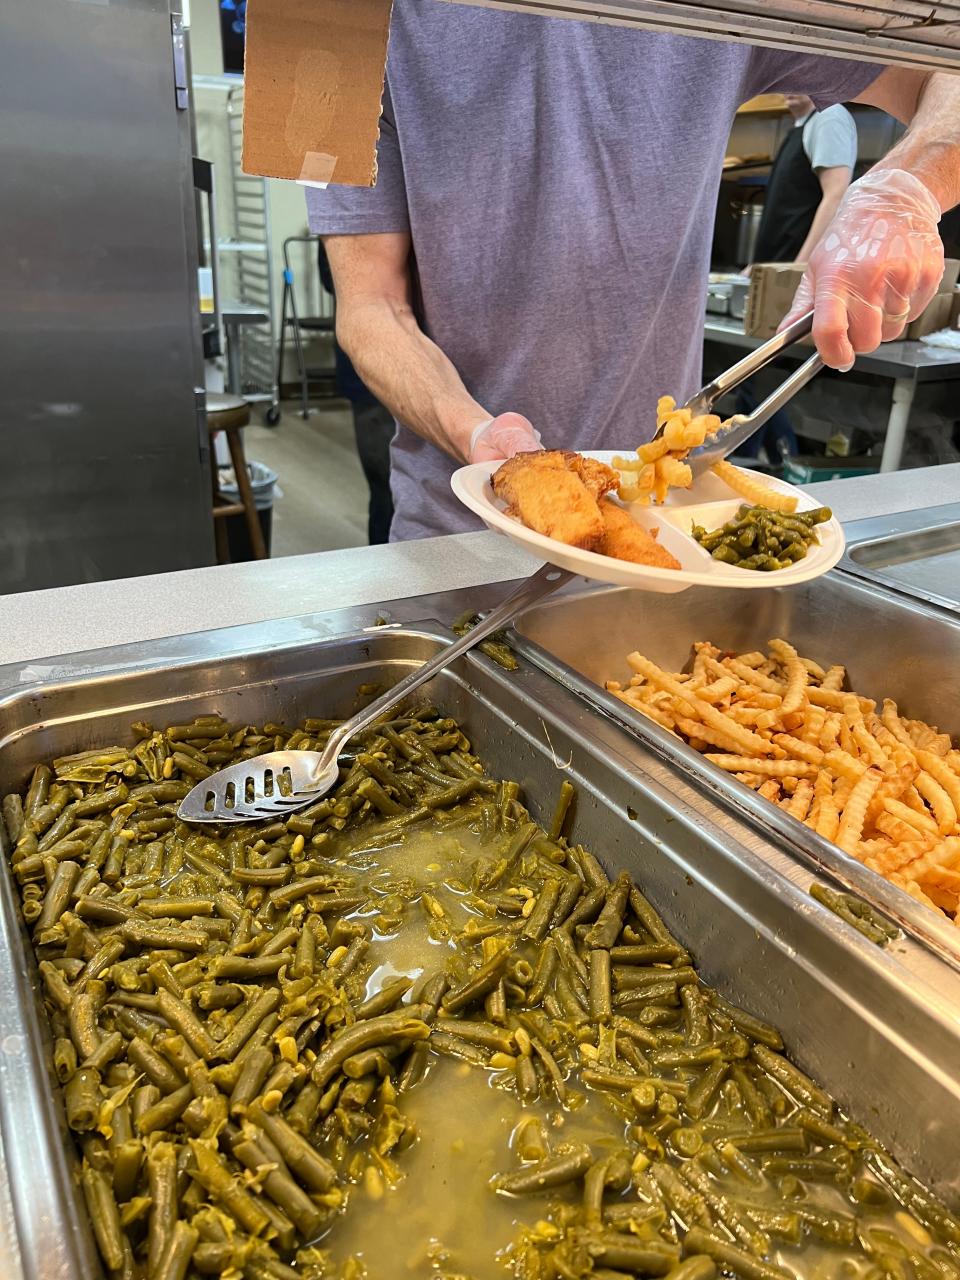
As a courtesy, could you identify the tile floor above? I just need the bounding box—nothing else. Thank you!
[244,399,370,558]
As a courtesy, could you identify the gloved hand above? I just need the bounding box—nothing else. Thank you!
[782,169,944,370]
[469,412,542,463]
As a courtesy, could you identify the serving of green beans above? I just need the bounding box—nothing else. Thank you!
[4,707,960,1280]
[691,506,832,572]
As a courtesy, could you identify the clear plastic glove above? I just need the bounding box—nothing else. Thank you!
[468,412,542,463]
[782,169,944,370]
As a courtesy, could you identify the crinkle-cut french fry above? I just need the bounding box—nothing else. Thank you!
[757,779,780,802]
[772,734,823,766]
[674,718,748,756]
[883,797,939,836]
[915,773,958,834]
[822,749,869,785]
[816,793,840,843]
[704,755,817,778]
[808,687,874,713]
[769,640,807,716]
[695,677,739,704]
[724,659,782,694]
[787,779,814,822]
[818,714,842,753]
[820,665,846,692]
[709,459,799,513]
[880,700,915,748]
[851,725,888,770]
[916,750,960,814]
[836,769,883,855]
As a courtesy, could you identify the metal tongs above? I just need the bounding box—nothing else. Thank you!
[665,311,821,476]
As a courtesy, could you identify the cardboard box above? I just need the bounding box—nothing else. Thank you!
[938,258,960,294]
[744,264,807,340]
[241,0,393,188]
[905,291,953,340]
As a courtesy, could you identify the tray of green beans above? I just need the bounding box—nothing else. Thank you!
[4,701,960,1280]
[691,506,833,572]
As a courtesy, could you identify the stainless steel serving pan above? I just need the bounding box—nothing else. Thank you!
[511,569,960,966]
[839,502,960,614]
[2,612,960,1278]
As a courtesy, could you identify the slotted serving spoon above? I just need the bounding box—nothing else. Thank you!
[663,310,821,476]
[178,564,572,824]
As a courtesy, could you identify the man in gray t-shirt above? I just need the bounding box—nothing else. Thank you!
[307,2,956,541]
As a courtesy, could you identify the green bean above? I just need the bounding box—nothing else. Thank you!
[127,1037,185,1094]
[442,949,509,1015]
[493,1145,592,1195]
[245,1102,337,1192]
[181,1140,268,1237]
[68,991,102,1061]
[34,859,81,931]
[156,990,217,1059]
[664,1260,717,1280]
[228,1045,274,1116]
[549,780,576,841]
[211,989,281,1063]
[585,872,631,948]
[23,765,52,820]
[54,1036,78,1083]
[682,1227,791,1280]
[81,1162,125,1271]
[212,953,292,980]
[435,1017,515,1054]
[712,996,783,1050]
[153,1219,199,1280]
[587,1234,679,1274]
[651,1163,711,1228]
[588,948,612,1024]
[522,878,562,943]
[751,1044,833,1116]
[64,1066,101,1131]
[136,1082,194,1134]
[83,1030,124,1073]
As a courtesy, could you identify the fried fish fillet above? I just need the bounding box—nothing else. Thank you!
[598,498,682,570]
[492,451,618,551]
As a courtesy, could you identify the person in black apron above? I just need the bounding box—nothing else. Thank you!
[738,95,857,462]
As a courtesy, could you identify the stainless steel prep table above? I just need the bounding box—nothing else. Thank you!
[3,601,960,1279]
[840,501,960,614]
[705,314,960,473]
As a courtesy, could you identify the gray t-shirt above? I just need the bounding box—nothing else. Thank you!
[307,2,880,541]
[801,104,858,173]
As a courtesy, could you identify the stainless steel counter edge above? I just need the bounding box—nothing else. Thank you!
[2,463,959,668]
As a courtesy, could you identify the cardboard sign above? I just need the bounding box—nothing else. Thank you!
[241,0,393,188]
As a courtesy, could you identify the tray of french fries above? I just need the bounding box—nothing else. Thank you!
[452,398,845,592]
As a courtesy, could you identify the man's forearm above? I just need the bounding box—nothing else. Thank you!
[868,73,960,213]
[337,297,490,462]
[794,192,845,267]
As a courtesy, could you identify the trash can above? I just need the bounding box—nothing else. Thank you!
[218,461,279,561]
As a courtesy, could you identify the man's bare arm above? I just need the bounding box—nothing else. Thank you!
[794,165,851,266]
[324,232,490,462]
[855,68,960,212]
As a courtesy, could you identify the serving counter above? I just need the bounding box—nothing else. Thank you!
[2,463,960,1280]
[3,464,959,669]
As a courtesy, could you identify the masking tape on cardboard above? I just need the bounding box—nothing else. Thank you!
[298,151,338,185]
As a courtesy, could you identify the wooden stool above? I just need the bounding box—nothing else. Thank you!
[207,392,268,562]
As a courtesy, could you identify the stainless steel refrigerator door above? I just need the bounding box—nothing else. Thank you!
[1,0,214,592]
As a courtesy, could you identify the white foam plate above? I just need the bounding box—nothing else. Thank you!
[451,451,845,593]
